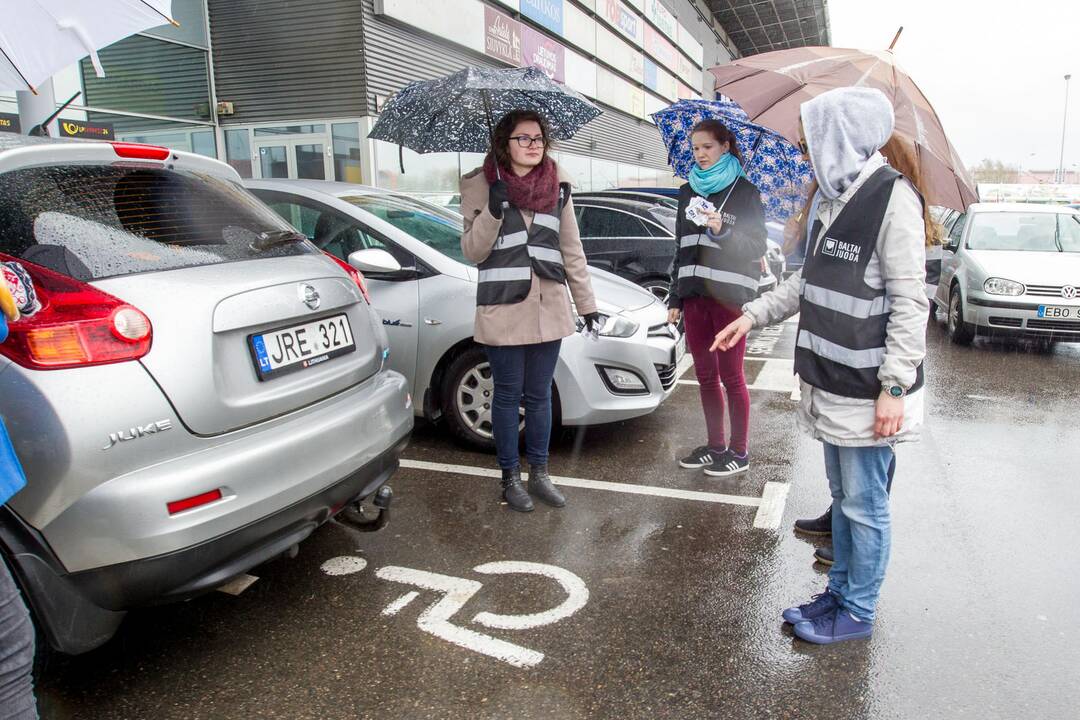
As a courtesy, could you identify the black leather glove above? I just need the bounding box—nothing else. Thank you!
[488,180,509,218]
[582,312,601,333]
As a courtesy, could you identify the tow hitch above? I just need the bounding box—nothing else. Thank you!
[337,485,393,531]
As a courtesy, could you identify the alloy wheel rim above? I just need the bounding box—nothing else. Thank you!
[456,361,525,440]
[642,282,670,304]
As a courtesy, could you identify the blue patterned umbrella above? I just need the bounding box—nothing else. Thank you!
[652,99,813,222]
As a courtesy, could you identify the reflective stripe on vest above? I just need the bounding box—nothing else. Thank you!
[677,264,759,291]
[796,330,885,369]
[527,245,564,265]
[800,279,891,318]
[478,267,533,283]
[495,230,528,250]
[678,233,723,250]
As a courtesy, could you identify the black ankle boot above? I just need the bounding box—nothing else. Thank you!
[794,506,832,536]
[501,468,533,512]
[528,464,565,507]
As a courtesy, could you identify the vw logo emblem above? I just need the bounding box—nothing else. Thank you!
[299,283,321,310]
[1062,285,1078,300]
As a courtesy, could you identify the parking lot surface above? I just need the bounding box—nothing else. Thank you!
[36,319,1080,720]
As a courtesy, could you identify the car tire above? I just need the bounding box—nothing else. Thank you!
[441,346,523,451]
[947,286,975,346]
[638,277,671,305]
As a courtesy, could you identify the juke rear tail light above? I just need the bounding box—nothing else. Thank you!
[323,251,371,304]
[0,254,152,370]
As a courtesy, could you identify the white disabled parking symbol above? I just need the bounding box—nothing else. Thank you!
[321,557,588,668]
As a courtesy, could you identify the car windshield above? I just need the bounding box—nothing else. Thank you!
[966,211,1080,252]
[339,193,469,264]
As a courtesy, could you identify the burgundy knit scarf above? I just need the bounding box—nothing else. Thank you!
[483,154,560,213]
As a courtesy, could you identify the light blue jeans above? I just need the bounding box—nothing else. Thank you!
[824,442,895,623]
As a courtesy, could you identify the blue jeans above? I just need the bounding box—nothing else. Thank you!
[824,443,895,623]
[0,555,37,720]
[484,340,562,470]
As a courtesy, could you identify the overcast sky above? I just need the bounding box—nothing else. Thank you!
[827,0,1079,173]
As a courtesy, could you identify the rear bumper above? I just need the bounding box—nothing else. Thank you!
[1,431,407,654]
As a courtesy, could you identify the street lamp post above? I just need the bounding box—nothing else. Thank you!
[1058,74,1072,183]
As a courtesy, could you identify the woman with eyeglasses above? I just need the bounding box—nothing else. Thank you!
[669,119,768,478]
[459,110,598,513]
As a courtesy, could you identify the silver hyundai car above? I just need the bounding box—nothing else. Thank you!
[0,134,412,655]
[245,180,682,450]
[935,202,1080,346]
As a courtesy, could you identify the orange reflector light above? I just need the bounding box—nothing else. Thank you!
[25,326,89,365]
[167,489,223,515]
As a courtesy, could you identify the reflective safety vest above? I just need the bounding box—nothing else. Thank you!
[476,183,570,306]
[794,166,925,399]
[672,181,762,308]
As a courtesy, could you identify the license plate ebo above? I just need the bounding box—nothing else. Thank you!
[1037,305,1075,319]
[249,313,355,380]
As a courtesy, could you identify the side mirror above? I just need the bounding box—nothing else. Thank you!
[348,248,402,275]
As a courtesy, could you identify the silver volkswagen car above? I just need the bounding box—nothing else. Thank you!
[936,202,1080,345]
[245,180,682,449]
[0,134,412,655]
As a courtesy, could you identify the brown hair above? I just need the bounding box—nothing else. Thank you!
[488,110,553,172]
[784,133,935,254]
[690,119,744,166]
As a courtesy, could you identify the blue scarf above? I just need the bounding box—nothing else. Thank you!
[689,152,746,197]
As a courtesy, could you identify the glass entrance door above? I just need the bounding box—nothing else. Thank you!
[253,136,332,179]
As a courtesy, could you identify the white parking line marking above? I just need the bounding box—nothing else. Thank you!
[401,459,763,508]
[471,562,589,630]
[320,556,368,576]
[382,590,420,616]
[754,482,790,529]
[749,359,797,393]
[676,350,694,380]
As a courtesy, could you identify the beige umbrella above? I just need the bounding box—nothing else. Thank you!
[709,42,976,212]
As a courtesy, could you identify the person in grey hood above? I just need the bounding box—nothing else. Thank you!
[712,86,929,645]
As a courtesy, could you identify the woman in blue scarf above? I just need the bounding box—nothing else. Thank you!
[668,119,767,478]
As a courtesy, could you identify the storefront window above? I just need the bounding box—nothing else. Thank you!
[115,125,216,158]
[225,128,252,178]
[374,140,460,192]
[191,131,216,158]
[592,158,619,190]
[618,163,641,188]
[557,153,592,192]
[332,122,362,183]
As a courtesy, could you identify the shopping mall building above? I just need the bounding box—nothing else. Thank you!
[0,0,828,192]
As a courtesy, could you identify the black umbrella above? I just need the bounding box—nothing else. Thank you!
[368,66,601,171]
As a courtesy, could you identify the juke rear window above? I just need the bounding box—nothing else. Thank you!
[0,165,317,280]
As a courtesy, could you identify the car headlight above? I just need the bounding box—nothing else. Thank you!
[983,277,1024,296]
[576,313,639,338]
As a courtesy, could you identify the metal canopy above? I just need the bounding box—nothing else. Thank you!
[707,0,830,56]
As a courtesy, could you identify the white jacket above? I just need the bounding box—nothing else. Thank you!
[743,153,929,447]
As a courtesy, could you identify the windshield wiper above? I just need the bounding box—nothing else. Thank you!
[251,229,307,251]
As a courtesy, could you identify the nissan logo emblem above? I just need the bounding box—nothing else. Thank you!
[1062,285,1078,300]
[299,283,321,310]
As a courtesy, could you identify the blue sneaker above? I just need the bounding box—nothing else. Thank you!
[782,590,839,624]
[793,608,873,644]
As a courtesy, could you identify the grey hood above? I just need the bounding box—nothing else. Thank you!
[801,87,895,200]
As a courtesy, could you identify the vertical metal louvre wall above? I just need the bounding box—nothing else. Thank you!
[208,0,366,124]
[361,0,671,169]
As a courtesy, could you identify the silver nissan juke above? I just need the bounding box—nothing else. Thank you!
[0,134,413,655]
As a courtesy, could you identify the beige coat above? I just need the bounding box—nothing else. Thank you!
[460,164,597,346]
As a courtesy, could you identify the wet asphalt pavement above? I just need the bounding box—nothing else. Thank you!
[36,316,1080,719]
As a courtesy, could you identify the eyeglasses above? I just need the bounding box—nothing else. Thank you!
[797,138,809,155]
[511,134,547,148]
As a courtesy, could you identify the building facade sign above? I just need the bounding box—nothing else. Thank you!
[644,0,677,40]
[59,120,114,139]
[0,113,20,134]
[484,6,522,65]
[520,0,564,36]
[644,23,678,70]
[601,0,641,45]
[521,24,565,82]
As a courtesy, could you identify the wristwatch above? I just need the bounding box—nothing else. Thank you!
[882,384,907,398]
